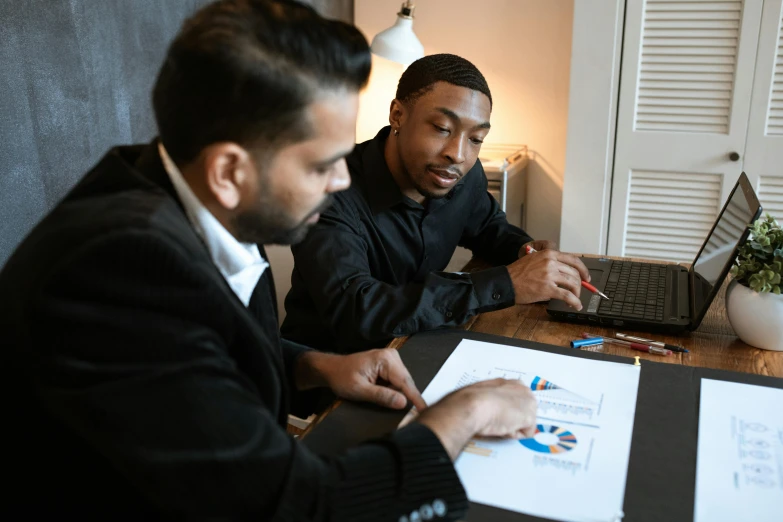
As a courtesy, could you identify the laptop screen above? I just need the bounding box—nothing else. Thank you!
[691,174,761,323]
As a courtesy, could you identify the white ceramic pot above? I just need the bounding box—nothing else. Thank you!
[725,279,783,351]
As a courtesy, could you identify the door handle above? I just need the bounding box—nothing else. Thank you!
[729,152,740,161]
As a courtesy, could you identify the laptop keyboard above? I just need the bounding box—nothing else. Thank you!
[597,262,666,322]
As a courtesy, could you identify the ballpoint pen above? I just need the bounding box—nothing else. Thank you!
[524,245,609,300]
[581,333,672,356]
[615,333,689,353]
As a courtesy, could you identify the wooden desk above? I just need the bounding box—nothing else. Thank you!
[299,258,782,437]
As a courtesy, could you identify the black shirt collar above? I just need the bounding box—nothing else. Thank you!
[361,127,408,214]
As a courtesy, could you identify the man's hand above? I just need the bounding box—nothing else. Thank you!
[296,349,426,411]
[506,249,591,310]
[417,378,538,460]
[462,379,538,438]
[519,239,558,257]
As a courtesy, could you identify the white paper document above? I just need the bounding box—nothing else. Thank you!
[694,379,783,522]
[417,339,641,522]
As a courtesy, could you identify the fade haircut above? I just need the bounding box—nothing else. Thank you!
[395,53,492,109]
[153,0,371,164]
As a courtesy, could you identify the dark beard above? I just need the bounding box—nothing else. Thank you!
[413,164,461,200]
[415,184,449,200]
[412,177,451,200]
[232,194,334,245]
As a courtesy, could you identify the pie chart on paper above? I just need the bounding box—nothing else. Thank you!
[519,424,578,454]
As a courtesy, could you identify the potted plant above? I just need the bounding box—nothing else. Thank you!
[727,214,783,351]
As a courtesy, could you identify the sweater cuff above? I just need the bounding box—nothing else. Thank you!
[469,265,516,313]
[333,422,468,522]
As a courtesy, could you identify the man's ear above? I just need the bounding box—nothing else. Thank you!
[389,99,406,133]
[201,142,255,210]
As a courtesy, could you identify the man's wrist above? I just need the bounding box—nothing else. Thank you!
[295,351,340,390]
[417,390,486,460]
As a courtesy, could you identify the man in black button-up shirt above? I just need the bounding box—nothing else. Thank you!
[283,54,589,352]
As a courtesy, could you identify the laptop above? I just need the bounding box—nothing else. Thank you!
[547,172,762,333]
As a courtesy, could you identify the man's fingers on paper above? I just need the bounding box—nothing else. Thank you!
[519,425,537,439]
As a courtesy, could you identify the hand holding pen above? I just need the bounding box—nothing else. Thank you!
[525,245,609,300]
[506,243,593,310]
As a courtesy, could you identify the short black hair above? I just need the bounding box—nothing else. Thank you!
[395,53,492,109]
[153,0,371,164]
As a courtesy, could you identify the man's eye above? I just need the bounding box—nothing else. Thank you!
[433,125,449,133]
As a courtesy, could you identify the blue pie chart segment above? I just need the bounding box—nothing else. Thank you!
[519,424,577,454]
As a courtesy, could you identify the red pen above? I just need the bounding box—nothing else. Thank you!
[581,333,672,356]
[525,245,609,300]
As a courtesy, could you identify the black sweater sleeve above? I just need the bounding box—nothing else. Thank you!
[30,230,467,521]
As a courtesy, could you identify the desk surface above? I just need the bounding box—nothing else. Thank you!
[298,257,783,521]
[300,257,783,437]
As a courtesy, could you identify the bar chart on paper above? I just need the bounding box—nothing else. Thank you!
[419,339,640,522]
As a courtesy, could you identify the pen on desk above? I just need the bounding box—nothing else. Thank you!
[615,333,689,353]
[581,333,672,356]
[524,245,609,300]
[571,337,604,349]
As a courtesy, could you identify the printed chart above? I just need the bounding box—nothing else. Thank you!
[694,379,783,522]
[519,424,578,454]
[417,339,640,522]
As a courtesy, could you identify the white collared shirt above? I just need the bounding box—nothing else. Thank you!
[159,143,268,307]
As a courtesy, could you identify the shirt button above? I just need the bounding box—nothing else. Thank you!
[420,504,434,520]
[493,292,501,300]
[433,499,447,517]
[445,310,453,318]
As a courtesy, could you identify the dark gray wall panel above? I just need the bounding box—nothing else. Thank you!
[0,0,353,266]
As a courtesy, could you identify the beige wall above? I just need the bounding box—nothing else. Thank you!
[354,0,574,243]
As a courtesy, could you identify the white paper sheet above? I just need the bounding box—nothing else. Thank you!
[694,379,783,522]
[414,339,641,522]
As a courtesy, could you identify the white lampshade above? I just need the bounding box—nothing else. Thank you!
[370,4,424,66]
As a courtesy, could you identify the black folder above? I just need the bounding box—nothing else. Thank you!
[303,330,783,521]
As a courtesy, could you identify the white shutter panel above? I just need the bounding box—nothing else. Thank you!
[608,0,761,260]
[743,0,783,227]
[765,13,783,136]
[625,171,721,262]
[635,0,742,134]
[759,176,783,222]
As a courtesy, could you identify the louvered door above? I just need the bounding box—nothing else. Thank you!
[607,0,763,262]
[743,0,783,223]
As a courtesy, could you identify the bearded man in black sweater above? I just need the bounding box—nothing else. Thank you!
[0,1,537,520]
